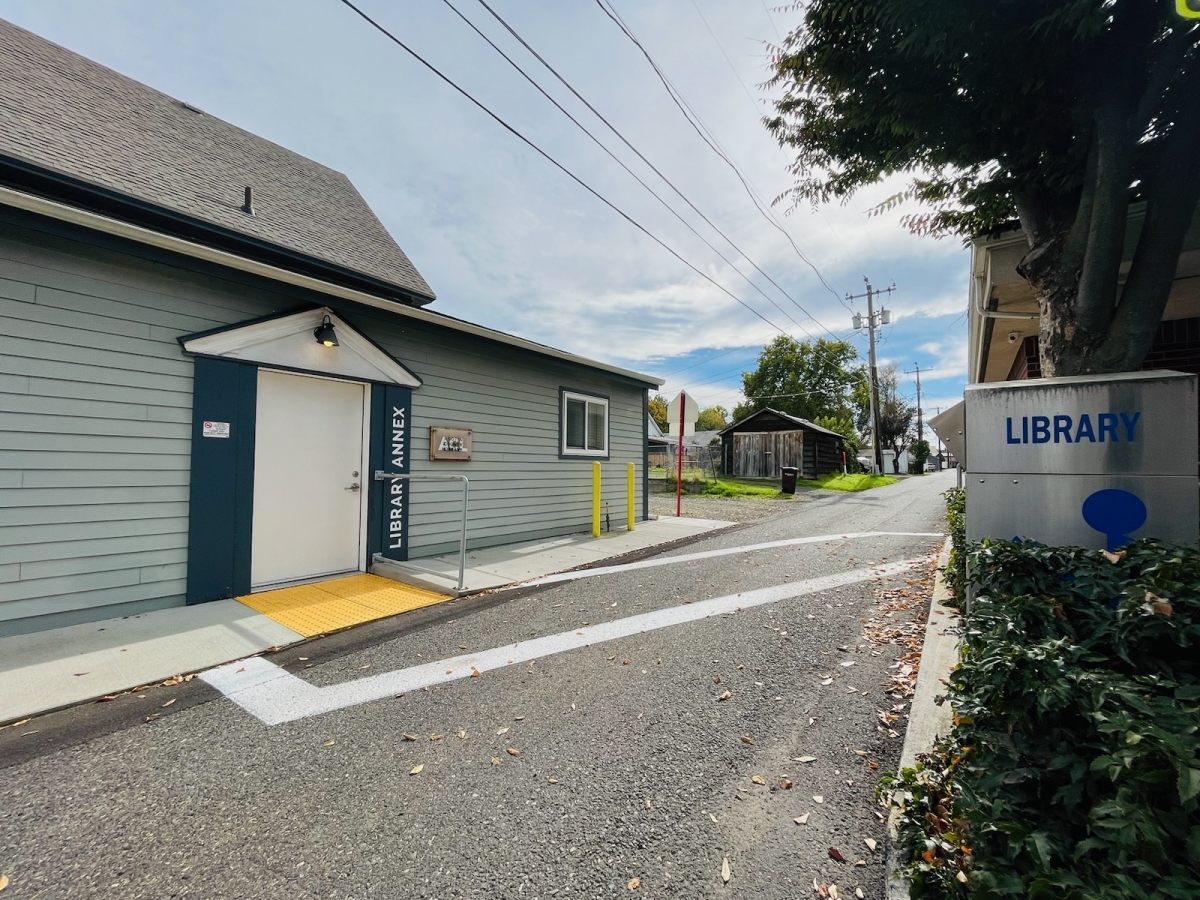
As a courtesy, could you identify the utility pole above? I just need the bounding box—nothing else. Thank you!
[905,363,923,445]
[848,278,895,475]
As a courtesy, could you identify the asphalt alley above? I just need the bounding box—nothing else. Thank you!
[1,471,954,900]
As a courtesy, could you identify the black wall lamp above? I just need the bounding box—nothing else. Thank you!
[314,315,339,347]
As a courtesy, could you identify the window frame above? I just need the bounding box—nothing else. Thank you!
[559,388,610,459]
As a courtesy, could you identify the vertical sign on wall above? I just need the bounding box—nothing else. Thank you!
[370,385,412,562]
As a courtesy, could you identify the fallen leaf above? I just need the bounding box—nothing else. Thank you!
[0,874,8,891]
[740,736,755,745]
[497,727,509,735]
[780,779,793,789]
[459,644,468,649]
[430,733,444,741]
[721,857,730,883]
[853,750,868,757]
[99,695,121,702]
[821,678,834,686]
[623,659,631,665]
[607,655,616,661]
[829,847,846,863]
[855,860,866,867]
[855,890,865,899]
[323,740,335,747]
[409,764,424,775]
[456,730,467,739]
[548,777,559,784]
[643,798,652,809]
[627,877,641,890]
[710,813,718,823]
[956,871,968,884]
[813,795,825,803]
[794,813,809,825]
[717,691,732,702]
[471,668,481,678]
[515,715,525,721]
[816,883,829,898]
[506,747,521,756]
[403,733,418,741]
[161,699,176,708]
[795,755,817,763]
[234,668,244,674]
[829,886,839,899]
[6,719,30,728]
[751,775,766,785]
[713,675,721,684]
[491,757,500,765]
[446,669,453,675]
[864,838,877,852]
[144,714,159,723]
[1101,549,1125,564]
[73,672,89,677]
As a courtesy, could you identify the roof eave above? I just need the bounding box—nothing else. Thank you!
[0,184,663,388]
[0,152,436,307]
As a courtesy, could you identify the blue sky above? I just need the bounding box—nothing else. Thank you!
[5,0,969,428]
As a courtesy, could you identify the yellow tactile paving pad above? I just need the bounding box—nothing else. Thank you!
[238,574,451,637]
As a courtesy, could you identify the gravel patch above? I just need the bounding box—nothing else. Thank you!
[649,492,809,522]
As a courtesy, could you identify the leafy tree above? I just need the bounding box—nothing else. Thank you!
[767,3,1200,376]
[813,414,861,456]
[648,393,668,433]
[695,405,729,431]
[734,336,863,424]
[909,439,932,474]
[875,365,915,473]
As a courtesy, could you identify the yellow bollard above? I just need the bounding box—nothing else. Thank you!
[627,462,635,531]
[592,461,601,537]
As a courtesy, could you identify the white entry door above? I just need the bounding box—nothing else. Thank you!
[251,370,367,588]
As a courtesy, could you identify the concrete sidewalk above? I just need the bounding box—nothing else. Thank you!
[887,539,961,900]
[371,515,735,594]
[0,516,734,724]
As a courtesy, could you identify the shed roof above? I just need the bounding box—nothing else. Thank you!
[718,408,844,439]
[0,18,434,304]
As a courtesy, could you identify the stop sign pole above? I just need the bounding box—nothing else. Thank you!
[676,391,686,517]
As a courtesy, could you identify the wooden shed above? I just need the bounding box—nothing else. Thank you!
[718,409,845,480]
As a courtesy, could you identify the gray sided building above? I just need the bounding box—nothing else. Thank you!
[0,20,658,637]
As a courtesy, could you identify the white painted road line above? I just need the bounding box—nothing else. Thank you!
[521,531,943,587]
[202,557,928,726]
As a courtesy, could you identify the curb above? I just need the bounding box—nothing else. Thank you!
[886,539,961,900]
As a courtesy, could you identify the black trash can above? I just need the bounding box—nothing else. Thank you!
[780,466,799,495]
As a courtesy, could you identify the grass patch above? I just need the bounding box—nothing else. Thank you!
[797,473,898,492]
[701,479,786,498]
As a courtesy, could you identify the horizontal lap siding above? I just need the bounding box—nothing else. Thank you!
[0,224,294,634]
[340,310,647,559]
[0,222,650,631]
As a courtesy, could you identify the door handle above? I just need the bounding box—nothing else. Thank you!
[346,483,361,492]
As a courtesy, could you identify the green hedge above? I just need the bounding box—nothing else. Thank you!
[883,539,1200,899]
[942,487,966,600]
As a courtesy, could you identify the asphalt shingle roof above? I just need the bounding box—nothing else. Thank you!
[0,18,435,302]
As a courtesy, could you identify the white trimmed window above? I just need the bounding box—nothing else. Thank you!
[561,390,608,456]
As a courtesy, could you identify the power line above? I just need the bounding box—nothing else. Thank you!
[466,0,833,341]
[443,0,811,335]
[336,0,797,338]
[594,0,846,322]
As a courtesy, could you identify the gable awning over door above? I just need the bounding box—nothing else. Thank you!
[179,307,421,387]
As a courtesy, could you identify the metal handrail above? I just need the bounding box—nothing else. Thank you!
[372,471,470,592]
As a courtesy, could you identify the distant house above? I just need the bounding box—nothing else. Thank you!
[718,409,845,479]
[0,20,661,636]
